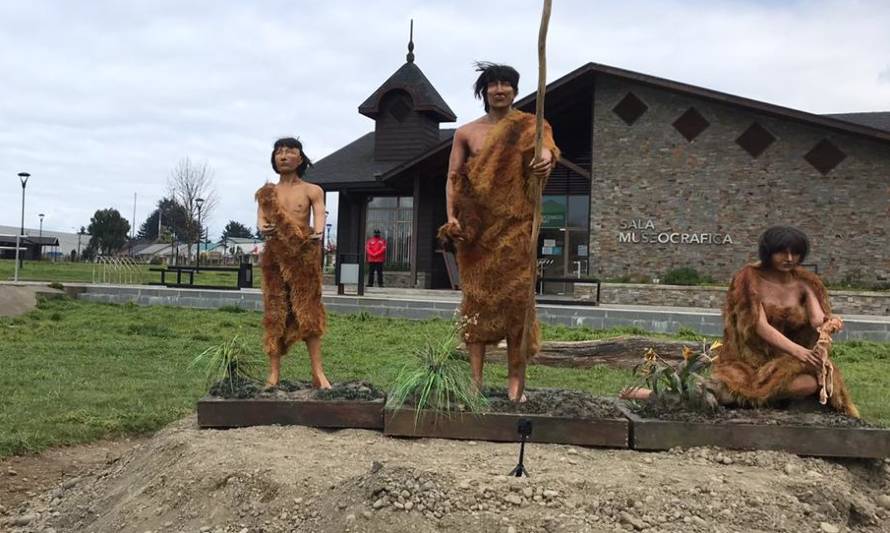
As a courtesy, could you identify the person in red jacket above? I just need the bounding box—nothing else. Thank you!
[365,229,387,287]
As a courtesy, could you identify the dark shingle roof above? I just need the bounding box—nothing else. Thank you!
[824,112,890,133]
[307,129,455,187]
[359,62,456,123]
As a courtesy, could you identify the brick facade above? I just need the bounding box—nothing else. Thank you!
[589,75,890,285]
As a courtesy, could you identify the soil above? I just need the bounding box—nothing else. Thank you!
[3,417,889,533]
[485,388,624,419]
[209,379,385,402]
[0,437,145,513]
[629,399,874,428]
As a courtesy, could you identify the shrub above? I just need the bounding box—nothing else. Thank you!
[662,267,712,286]
[387,315,488,422]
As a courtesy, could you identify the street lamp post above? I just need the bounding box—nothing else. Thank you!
[13,172,30,282]
[38,213,45,261]
[195,197,204,271]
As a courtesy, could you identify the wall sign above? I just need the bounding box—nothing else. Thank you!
[617,219,734,245]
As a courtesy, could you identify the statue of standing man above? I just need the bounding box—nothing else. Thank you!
[256,137,330,389]
[439,63,560,402]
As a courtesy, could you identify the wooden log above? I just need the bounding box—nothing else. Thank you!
[462,336,700,368]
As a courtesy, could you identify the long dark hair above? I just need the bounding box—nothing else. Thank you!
[271,137,312,176]
[473,62,519,112]
[758,225,810,266]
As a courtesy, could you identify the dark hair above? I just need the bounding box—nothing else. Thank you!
[473,62,519,112]
[758,226,810,267]
[271,137,312,176]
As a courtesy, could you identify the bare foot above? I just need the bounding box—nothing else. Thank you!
[619,386,652,401]
[265,372,280,389]
[313,373,332,390]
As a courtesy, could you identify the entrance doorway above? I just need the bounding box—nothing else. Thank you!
[538,194,590,294]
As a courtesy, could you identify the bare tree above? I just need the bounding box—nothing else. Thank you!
[167,157,218,261]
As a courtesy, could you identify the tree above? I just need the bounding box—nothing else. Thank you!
[221,220,254,240]
[87,208,130,255]
[167,157,218,259]
[137,197,197,242]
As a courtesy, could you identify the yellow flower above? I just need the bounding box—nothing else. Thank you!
[682,346,695,361]
[644,348,658,363]
[709,340,724,352]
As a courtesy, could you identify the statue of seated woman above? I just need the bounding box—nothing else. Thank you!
[624,226,859,418]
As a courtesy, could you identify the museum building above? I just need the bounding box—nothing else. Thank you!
[308,44,890,291]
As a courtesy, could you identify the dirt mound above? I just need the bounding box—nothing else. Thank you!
[3,416,890,532]
[0,285,62,317]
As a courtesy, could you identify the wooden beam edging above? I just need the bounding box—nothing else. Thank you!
[384,406,629,449]
[196,397,385,430]
[616,401,890,459]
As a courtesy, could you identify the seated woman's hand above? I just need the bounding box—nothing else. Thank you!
[792,346,822,368]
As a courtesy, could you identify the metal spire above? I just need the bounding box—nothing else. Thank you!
[406,19,415,63]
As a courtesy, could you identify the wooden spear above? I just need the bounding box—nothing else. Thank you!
[519,0,553,361]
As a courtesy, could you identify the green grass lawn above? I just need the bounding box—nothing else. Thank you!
[0,258,248,287]
[1,298,888,458]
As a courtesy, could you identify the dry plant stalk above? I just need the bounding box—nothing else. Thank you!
[814,317,843,405]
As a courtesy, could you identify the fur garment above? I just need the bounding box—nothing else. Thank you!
[438,110,560,357]
[710,264,859,417]
[255,184,326,358]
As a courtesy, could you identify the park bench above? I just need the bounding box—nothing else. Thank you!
[150,263,253,291]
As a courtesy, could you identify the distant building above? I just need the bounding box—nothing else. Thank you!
[0,225,82,259]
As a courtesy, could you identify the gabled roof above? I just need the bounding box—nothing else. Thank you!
[359,61,456,123]
[824,112,890,133]
[313,62,890,190]
[513,62,890,144]
[307,129,455,187]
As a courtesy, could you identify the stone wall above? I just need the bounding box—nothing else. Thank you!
[574,282,890,316]
[589,75,890,284]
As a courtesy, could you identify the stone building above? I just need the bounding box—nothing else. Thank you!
[309,45,890,290]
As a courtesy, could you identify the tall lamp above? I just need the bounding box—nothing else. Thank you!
[13,172,30,282]
[195,197,204,271]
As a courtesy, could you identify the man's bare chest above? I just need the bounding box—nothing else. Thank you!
[465,125,495,156]
[275,186,311,215]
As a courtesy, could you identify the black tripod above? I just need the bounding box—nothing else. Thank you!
[509,419,533,477]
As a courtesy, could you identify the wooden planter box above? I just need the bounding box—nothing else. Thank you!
[384,406,630,448]
[197,397,384,430]
[618,403,890,458]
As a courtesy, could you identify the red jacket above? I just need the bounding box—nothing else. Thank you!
[365,236,386,263]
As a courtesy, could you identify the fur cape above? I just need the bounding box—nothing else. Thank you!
[255,184,326,358]
[438,110,560,356]
[710,263,859,417]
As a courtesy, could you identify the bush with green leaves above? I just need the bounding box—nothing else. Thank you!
[387,316,488,421]
[627,341,722,410]
[661,267,713,286]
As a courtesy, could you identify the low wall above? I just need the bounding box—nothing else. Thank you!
[575,283,890,316]
[323,271,418,288]
[70,285,890,342]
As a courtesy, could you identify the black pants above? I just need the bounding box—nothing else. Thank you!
[367,263,384,287]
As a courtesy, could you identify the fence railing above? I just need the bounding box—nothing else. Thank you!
[92,256,145,285]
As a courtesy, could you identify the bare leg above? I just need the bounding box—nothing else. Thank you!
[467,342,485,393]
[265,354,282,388]
[505,333,527,403]
[783,374,819,399]
[305,336,331,389]
[619,387,652,401]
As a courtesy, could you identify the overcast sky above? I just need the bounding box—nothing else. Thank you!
[2,0,888,239]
